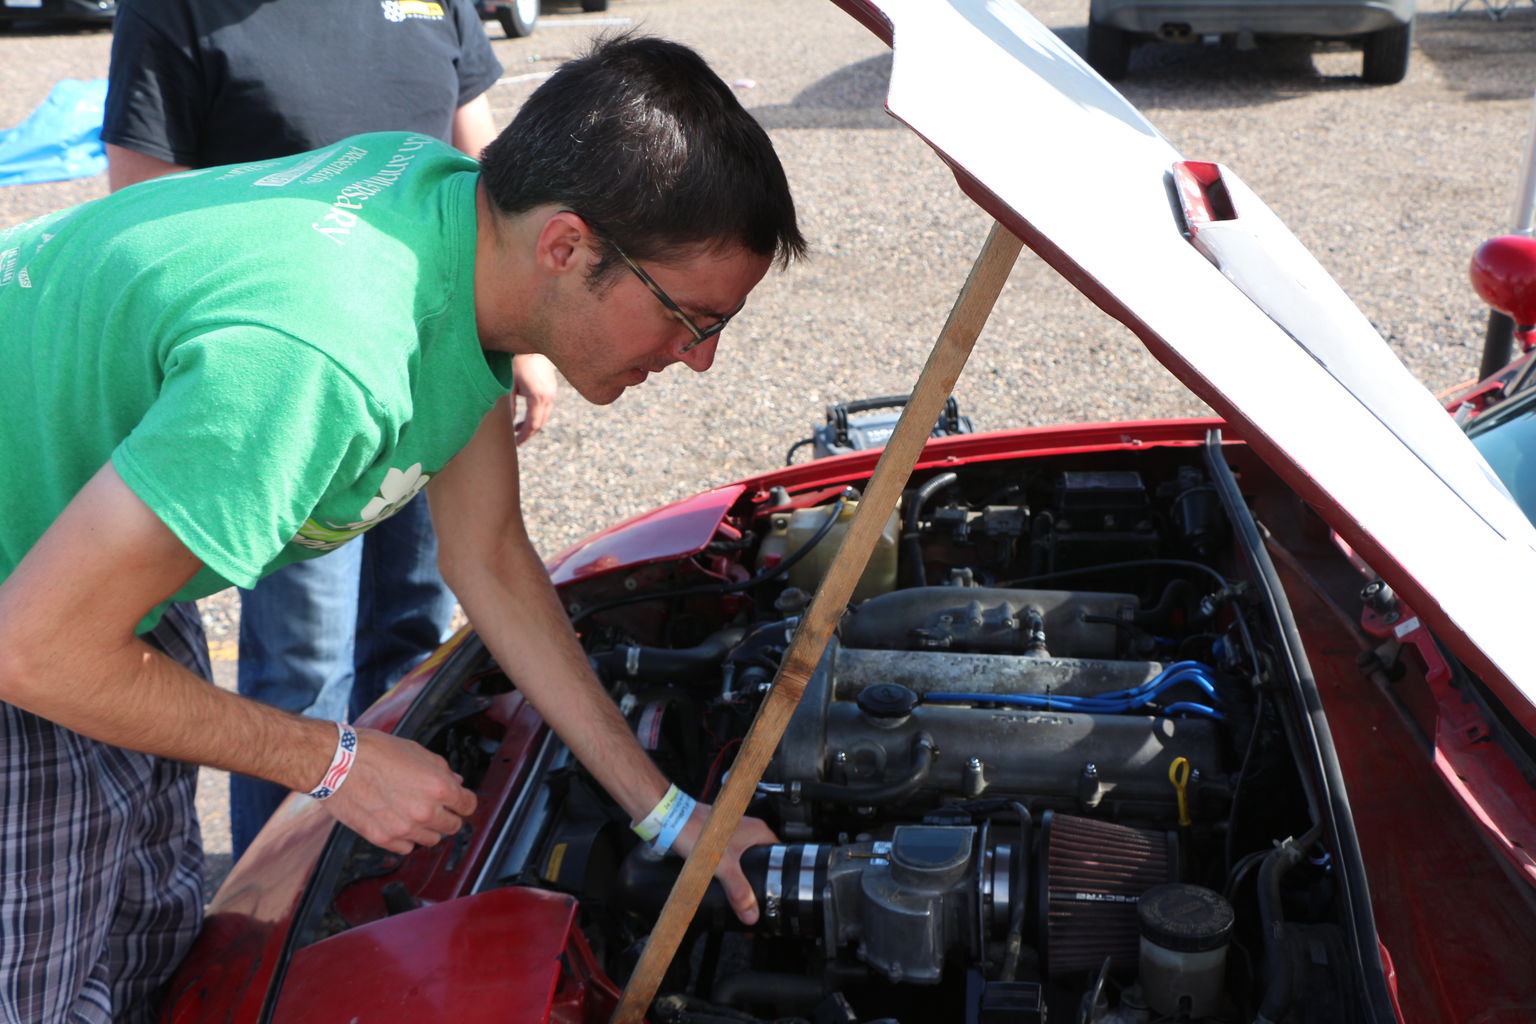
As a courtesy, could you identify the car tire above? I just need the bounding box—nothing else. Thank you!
[495,0,538,37]
[1361,21,1412,85]
[581,0,608,9]
[1086,19,1132,81]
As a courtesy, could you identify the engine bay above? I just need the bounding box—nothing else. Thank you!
[448,437,1367,1024]
[301,435,1377,1024]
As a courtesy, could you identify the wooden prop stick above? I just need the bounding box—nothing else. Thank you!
[611,221,1022,1024]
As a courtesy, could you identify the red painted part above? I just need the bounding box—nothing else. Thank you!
[1359,603,1536,890]
[1171,160,1236,233]
[1443,376,1507,416]
[270,887,578,1022]
[1376,941,1403,1023]
[828,0,893,45]
[546,485,747,586]
[162,805,334,1023]
[1470,235,1536,328]
[333,691,550,924]
[1272,549,1536,1022]
[163,655,550,1021]
[354,626,476,733]
[542,420,1228,594]
[549,919,623,1024]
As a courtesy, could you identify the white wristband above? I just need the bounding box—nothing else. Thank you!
[307,722,358,800]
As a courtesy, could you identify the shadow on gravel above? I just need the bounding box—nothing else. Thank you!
[756,26,1396,127]
[752,52,900,130]
[1414,9,1536,100]
[1054,25,1389,107]
[0,18,111,35]
[202,853,233,907]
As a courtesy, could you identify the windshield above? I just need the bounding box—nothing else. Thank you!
[1467,387,1536,526]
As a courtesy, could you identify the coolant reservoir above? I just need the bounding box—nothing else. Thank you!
[756,496,899,603]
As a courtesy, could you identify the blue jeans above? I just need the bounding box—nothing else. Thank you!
[230,495,456,858]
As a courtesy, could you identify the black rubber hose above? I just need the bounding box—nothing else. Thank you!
[1000,800,1033,982]
[1133,578,1197,626]
[900,471,958,588]
[796,732,937,805]
[588,627,747,683]
[1482,309,1517,381]
[711,972,827,1014]
[1253,826,1320,1024]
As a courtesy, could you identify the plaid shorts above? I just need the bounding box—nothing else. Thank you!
[0,602,210,1024]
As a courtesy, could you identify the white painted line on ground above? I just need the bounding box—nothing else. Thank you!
[496,71,557,86]
[543,17,633,26]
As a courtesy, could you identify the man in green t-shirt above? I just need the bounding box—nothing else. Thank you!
[0,35,804,1023]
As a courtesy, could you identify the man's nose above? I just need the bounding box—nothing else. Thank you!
[676,333,718,372]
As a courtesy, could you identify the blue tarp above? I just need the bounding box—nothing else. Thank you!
[0,78,108,187]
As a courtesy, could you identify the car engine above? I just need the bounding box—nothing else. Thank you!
[458,440,1363,1024]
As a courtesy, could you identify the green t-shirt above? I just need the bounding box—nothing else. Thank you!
[0,132,513,630]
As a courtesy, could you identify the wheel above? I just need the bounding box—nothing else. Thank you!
[495,0,537,38]
[581,0,608,10]
[1361,21,1412,84]
[1085,18,1132,80]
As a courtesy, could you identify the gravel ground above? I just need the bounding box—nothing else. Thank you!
[3,0,1534,899]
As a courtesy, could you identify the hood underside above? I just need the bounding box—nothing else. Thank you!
[830,0,1536,716]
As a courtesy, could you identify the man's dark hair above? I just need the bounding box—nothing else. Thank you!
[480,33,806,279]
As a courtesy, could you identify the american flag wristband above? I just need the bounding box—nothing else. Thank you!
[308,721,358,801]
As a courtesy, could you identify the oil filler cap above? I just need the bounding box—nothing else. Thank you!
[857,683,919,721]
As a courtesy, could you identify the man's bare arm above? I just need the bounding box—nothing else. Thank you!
[0,462,475,853]
[106,143,190,192]
[451,93,498,162]
[429,396,775,923]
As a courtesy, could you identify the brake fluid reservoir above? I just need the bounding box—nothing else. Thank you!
[757,497,899,603]
[1136,883,1234,1020]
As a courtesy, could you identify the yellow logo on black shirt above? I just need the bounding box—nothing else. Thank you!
[380,0,445,21]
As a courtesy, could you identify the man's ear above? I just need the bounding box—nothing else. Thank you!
[535,210,595,276]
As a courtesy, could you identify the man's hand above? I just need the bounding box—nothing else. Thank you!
[320,728,478,854]
[511,353,558,444]
[0,463,474,858]
[431,401,780,924]
[672,805,779,926]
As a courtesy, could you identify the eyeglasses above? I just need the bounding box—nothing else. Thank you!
[563,211,741,352]
[605,236,743,354]
[561,211,745,353]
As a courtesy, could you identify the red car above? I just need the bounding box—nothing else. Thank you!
[161,2,1536,1022]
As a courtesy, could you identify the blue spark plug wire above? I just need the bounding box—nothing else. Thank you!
[923,660,1225,720]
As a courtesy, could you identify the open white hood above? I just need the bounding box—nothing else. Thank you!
[830,0,1536,718]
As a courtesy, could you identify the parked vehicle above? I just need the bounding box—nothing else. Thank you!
[160,1,1536,1021]
[1084,0,1415,83]
[0,0,114,27]
[477,0,610,39]
[477,0,539,38]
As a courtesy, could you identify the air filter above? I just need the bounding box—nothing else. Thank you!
[1037,811,1177,977]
